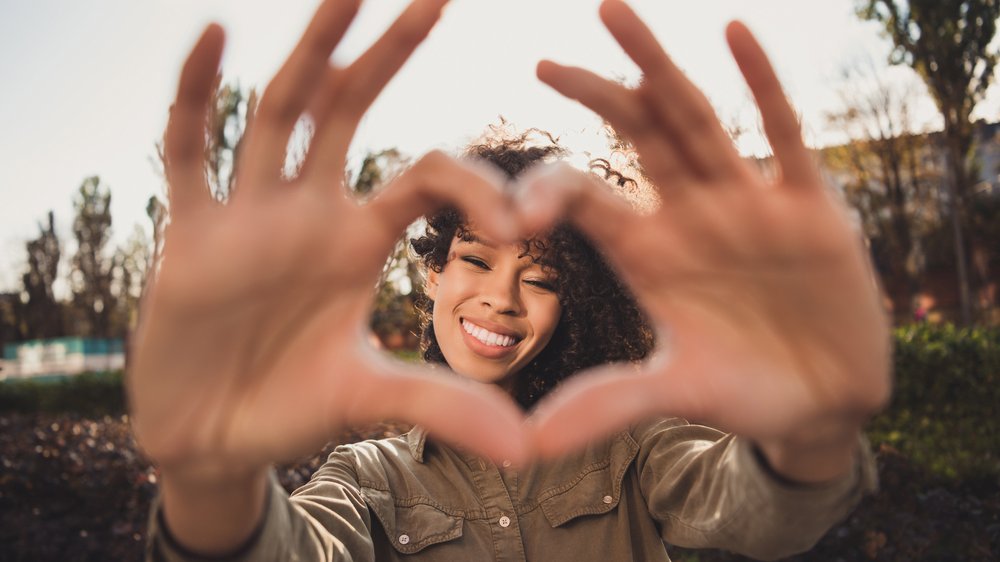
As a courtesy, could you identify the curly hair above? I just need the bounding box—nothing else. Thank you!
[409,128,655,410]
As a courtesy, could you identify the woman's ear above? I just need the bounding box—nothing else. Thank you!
[425,269,439,301]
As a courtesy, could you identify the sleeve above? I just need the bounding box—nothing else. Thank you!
[631,418,878,561]
[146,447,378,562]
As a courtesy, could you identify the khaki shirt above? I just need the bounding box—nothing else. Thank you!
[148,418,877,561]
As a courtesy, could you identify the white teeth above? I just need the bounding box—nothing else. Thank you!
[462,320,517,347]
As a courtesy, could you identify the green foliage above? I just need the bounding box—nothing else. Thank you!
[70,177,116,338]
[3,327,996,484]
[859,1,999,101]
[868,323,1000,480]
[21,211,64,340]
[0,371,125,418]
[858,0,1000,325]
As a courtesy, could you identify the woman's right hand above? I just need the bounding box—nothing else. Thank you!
[128,0,527,484]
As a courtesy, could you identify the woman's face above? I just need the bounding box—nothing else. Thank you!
[426,231,562,386]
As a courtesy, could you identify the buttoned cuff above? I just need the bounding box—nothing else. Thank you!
[720,433,878,559]
[147,470,288,562]
[737,433,878,502]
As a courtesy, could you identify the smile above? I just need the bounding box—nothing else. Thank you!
[461,319,519,347]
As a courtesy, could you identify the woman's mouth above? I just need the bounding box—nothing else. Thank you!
[460,318,522,358]
[462,319,518,346]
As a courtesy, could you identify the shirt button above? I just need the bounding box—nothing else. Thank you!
[498,515,511,528]
[398,534,410,545]
[602,495,613,504]
[501,459,512,468]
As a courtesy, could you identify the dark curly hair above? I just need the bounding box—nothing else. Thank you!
[410,128,654,410]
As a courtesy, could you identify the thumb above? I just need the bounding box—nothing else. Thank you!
[347,353,529,465]
[365,151,522,246]
[525,362,666,459]
[514,162,639,244]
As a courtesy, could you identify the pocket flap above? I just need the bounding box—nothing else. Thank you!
[538,431,639,527]
[362,488,463,554]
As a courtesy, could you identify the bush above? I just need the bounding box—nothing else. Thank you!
[868,323,1000,482]
[3,326,997,482]
[0,371,125,418]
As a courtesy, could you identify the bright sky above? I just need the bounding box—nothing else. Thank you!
[1,0,997,294]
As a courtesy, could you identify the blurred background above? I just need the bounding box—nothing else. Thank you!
[0,0,998,560]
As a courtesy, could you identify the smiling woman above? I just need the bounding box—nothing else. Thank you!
[135,0,889,560]
[411,131,654,407]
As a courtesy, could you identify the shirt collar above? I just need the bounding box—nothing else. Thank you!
[406,425,428,463]
[406,425,487,470]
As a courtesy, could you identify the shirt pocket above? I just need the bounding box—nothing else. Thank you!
[362,487,464,554]
[537,431,640,527]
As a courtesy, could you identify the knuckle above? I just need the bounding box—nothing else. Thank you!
[413,150,452,180]
[421,149,450,166]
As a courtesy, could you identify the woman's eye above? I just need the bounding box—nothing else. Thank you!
[526,279,556,292]
[461,256,489,269]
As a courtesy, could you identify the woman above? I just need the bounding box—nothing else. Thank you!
[133,0,891,560]
[412,131,655,411]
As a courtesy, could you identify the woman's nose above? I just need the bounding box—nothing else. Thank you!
[480,274,522,314]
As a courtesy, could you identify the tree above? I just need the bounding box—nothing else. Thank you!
[0,292,24,354]
[352,148,406,197]
[20,211,63,340]
[859,0,1000,324]
[206,81,257,201]
[69,177,115,338]
[823,62,943,317]
[352,149,424,347]
[146,195,167,279]
[109,225,151,338]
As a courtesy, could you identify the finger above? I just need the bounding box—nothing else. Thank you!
[354,365,528,464]
[598,0,748,182]
[365,150,520,245]
[525,363,664,458]
[164,24,225,220]
[237,0,361,193]
[303,0,451,185]
[535,60,693,191]
[726,21,821,187]
[515,163,642,254]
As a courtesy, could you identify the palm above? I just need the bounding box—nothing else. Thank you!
[133,192,387,466]
[523,1,890,456]
[632,181,884,435]
[129,0,527,474]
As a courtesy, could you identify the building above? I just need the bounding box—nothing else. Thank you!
[0,337,124,380]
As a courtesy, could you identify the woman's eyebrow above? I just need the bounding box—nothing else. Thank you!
[459,233,497,249]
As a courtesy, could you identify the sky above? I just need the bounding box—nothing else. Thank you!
[1,0,997,295]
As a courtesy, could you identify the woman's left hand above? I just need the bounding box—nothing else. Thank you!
[518,0,891,481]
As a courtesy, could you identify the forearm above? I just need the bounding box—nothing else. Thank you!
[636,419,878,560]
[159,464,270,556]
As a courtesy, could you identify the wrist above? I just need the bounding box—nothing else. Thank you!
[160,463,271,556]
[754,420,862,484]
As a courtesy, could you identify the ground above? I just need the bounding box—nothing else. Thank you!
[0,413,995,561]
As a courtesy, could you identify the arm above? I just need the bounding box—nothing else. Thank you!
[518,4,891,545]
[519,0,892,470]
[148,452,377,562]
[632,419,877,560]
[133,0,527,557]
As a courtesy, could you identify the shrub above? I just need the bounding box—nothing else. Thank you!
[0,371,125,417]
[868,323,1000,481]
[2,327,997,482]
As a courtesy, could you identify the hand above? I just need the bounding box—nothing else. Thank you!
[519,1,892,474]
[128,0,528,481]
